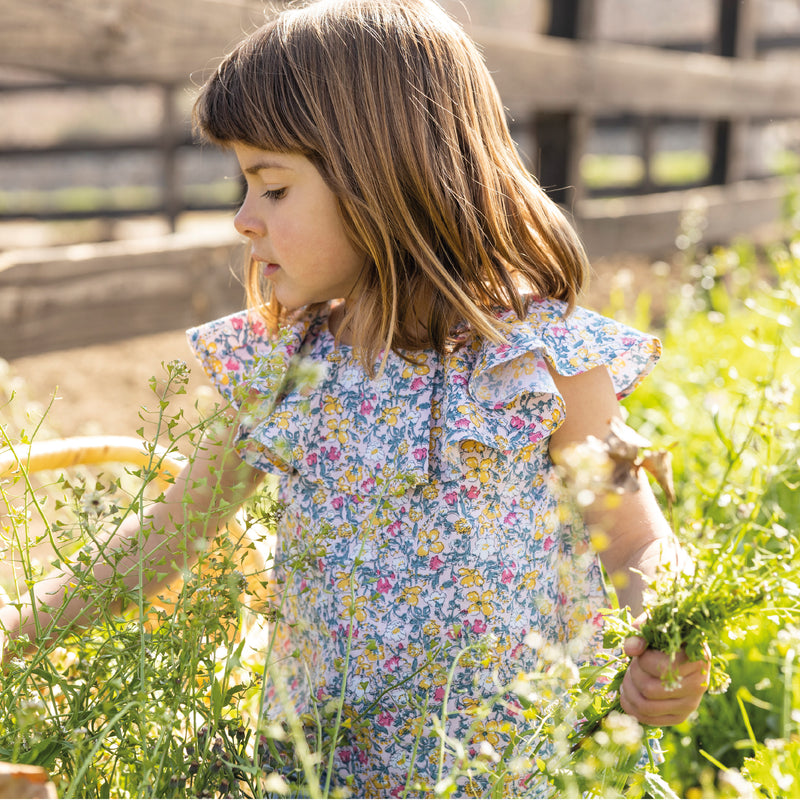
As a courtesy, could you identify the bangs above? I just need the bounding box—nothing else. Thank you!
[193,19,322,156]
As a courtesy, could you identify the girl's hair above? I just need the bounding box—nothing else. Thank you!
[193,0,589,369]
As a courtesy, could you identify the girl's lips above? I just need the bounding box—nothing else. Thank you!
[261,262,280,277]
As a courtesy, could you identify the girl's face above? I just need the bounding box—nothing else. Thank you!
[232,143,365,311]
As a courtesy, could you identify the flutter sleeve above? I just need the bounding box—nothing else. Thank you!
[440,298,661,457]
[186,309,311,473]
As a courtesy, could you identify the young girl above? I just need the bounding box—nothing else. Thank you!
[2,0,709,795]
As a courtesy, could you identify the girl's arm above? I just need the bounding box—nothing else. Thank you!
[0,422,263,656]
[548,365,708,726]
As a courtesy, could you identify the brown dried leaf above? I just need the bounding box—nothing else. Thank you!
[641,449,676,504]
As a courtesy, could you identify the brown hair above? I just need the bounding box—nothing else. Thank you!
[193,0,589,370]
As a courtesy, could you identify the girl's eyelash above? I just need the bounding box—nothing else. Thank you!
[262,188,287,200]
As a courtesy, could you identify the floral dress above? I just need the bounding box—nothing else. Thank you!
[187,298,660,797]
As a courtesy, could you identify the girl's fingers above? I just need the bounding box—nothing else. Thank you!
[620,646,710,725]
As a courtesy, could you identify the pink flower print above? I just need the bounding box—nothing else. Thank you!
[360,399,374,415]
[361,477,376,492]
[471,619,487,634]
[543,535,554,551]
[231,316,243,330]
[434,686,446,701]
[510,415,524,430]
[528,430,544,443]
[466,485,480,500]
[306,452,318,466]
[331,497,344,510]
[250,318,265,336]
[413,447,427,462]
[338,748,351,764]
[327,447,341,461]
[387,520,401,536]
[452,374,468,386]
[444,491,458,506]
[376,577,392,594]
[504,512,517,525]
[501,567,514,585]
[454,418,471,430]
[410,376,425,391]
[377,710,394,726]
[357,749,369,765]
[384,655,401,672]
[224,358,241,372]
[429,554,444,570]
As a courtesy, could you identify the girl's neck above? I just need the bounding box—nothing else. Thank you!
[328,299,433,349]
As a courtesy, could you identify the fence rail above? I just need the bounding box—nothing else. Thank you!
[1,0,799,358]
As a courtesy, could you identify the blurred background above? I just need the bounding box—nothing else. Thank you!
[1,0,799,434]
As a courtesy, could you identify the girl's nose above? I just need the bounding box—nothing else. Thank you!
[233,196,265,239]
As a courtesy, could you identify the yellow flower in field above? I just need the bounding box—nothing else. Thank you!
[458,567,484,587]
[467,589,495,616]
[417,528,444,557]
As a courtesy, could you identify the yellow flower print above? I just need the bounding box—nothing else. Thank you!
[467,589,495,617]
[271,409,293,430]
[461,696,483,717]
[342,594,367,622]
[335,571,352,590]
[520,569,539,591]
[456,402,485,428]
[472,719,503,748]
[417,528,444,557]
[458,567,484,587]
[326,417,350,444]
[401,361,430,379]
[323,394,343,415]
[464,455,493,484]
[542,405,563,430]
[406,642,424,658]
[454,518,472,535]
[422,483,440,500]
[461,441,485,454]
[400,586,422,607]
[408,507,423,523]
[378,406,400,426]
[422,620,441,637]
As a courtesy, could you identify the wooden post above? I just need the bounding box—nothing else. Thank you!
[710,0,758,185]
[531,0,594,208]
[160,83,182,232]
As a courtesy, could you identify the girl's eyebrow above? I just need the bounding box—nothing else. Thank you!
[243,160,295,175]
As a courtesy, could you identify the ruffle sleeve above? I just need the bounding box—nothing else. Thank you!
[186,308,318,475]
[440,298,661,461]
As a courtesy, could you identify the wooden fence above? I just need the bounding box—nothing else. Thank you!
[1,0,799,358]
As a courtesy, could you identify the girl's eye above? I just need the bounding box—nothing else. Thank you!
[262,188,287,200]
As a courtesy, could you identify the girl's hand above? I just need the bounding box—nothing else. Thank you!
[619,634,709,727]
